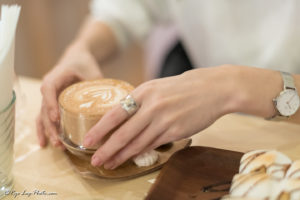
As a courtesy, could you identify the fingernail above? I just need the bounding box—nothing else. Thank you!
[83,137,93,147]
[91,156,102,166]
[111,164,118,170]
[104,162,114,170]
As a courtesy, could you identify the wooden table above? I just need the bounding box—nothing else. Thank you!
[6,76,300,200]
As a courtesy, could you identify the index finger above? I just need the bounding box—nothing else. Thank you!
[83,105,128,147]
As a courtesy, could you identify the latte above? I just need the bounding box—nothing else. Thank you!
[59,79,134,150]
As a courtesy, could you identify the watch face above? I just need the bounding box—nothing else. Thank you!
[276,89,300,116]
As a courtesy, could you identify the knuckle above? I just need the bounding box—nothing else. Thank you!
[114,132,128,146]
[128,142,142,156]
[157,118,173,131]
[139,81,156,97]
[46,102,56,111]
[113,155,125,165]
[173,125,182,135]
[41,74,50,84]
[108,110,121,125]
[40,82,51,95]
[97,148,109,160]
[143,81,155,91]
[168,125,183,139]
[149,99,165,113]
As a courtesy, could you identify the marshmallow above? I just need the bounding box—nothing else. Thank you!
[286,160,300,179]
[133,150,159,167]
[239,150,291,178]
[230,173,276,199]
[224,150,300,200]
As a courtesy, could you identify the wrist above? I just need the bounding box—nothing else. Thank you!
[213,65,245,116]
[66,41,90,56]
[55,42,102,79]
[72,18,118,62]
[225,65,282,118]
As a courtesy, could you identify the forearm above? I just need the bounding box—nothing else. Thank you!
[226,65,300,122]
[49,17,118,79]
[70,17,118,63]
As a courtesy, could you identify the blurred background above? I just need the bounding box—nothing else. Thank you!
[0,0,146,86]
[1,0,179,86]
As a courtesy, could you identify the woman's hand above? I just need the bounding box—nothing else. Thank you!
[83,65,252,169]
[36,44,103,148]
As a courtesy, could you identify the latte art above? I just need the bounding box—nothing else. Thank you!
[59,79,134,149]
[74,86,128,110]
[60,79,134,116]
[59,79,161,168]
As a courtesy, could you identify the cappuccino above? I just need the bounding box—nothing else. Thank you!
[59,79,134,150]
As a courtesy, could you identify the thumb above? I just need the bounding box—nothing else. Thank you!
[41,69,83,122]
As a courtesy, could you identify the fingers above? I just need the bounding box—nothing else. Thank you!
[142,126,186,154]
[37,46,104,149]
[41,101,62,147]
[40,83,59,122]
[83,105,129,147]
[41,71,83,123]
[39,70,83,149]
[84,87,144,148]
[54,69,84,93]
[36,113,47,147]
[142,135,169,155]
[90,106,151,167]
[103,121,165,169]
[36,105,64,149]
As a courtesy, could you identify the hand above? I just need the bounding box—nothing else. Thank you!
[36,44,103,148]
[83,65,240,169]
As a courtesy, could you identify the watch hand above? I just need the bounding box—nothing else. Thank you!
[288,94,296,104]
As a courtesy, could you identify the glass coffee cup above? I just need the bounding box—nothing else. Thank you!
[59,79,134,158]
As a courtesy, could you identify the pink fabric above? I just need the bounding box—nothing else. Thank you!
[144,25,178,80]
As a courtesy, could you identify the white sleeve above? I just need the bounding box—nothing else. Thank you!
[90,0,165,49]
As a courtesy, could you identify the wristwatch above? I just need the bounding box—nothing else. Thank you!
[269,71,300,120]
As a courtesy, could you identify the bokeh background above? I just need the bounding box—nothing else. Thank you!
[2,0,153,86]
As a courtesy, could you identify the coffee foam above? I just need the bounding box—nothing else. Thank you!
[59,79,134,116]
[59,79,134,148]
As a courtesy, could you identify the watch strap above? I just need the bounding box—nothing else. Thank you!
[266,98,288,120]
[267,111,288,121]
[281,71,296,90]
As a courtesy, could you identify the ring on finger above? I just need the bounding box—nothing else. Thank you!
[120,94,139,116]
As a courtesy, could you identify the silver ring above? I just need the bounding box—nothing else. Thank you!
[120,95,139,116]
